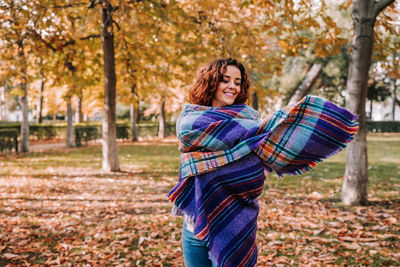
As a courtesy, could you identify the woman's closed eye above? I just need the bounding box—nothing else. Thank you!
[222,80,241,86]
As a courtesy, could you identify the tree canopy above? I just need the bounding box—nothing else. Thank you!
[0,0,398,119]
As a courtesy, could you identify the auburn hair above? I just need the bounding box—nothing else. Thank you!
[188,58,250,106]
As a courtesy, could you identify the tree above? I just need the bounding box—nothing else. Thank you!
[277,0,351,104]
[288,62,325,105]
[39,0,114,165]
[0,0,40,152]
[17,39,30,152]
[90,0,120,172]
[366,79,391,119]
[0,74,13,121]
[158,96,166,138]
[0,85,5,120]
[32,1,101,148]
[37,76,45,123]
[370,4,400,121]
[388,54,400,120]
[342,0,396,206]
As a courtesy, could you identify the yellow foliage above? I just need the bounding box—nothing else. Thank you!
[0,0,397,119]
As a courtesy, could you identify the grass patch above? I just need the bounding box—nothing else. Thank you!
[263,135,400,198]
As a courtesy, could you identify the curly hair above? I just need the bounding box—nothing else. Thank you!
[188,58,250,106]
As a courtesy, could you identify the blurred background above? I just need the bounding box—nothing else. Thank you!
[0,0,399,147]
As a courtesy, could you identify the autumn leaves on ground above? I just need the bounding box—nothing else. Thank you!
[0,134,399,266]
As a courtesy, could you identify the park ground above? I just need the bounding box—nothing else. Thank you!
[0,134,399,266]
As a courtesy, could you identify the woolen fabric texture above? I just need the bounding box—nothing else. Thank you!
[167,95,359,267]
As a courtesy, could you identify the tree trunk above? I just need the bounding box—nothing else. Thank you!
[18,40,29,152]
[101,1,119,171]
[64,58,77,148]
[158,97,166,138]
[341,0,394,206]
[392,79,397,120]
[66,96,74,148]
[288,63,324,105]
[130,103,138,141]
[135,102,140,123]
[38,78,44,123]
[369,99,373,120]
[75,89,83,123]
[251,91,258,111]
[20,83,29,152]
[0,86,5,120]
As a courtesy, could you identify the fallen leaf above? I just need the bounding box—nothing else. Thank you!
[3,253,19,259]
[307,191,322,200]
[369,250,378,256]
[384,216,397,225]
[139,236,151,246]
[342,242,361,250]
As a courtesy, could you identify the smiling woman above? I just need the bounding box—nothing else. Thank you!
[168,58,359,267]
[212,65,242,107]
[177,58,252,267]
[188,58,250,107]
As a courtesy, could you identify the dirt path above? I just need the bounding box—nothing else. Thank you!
[28,137,178,152]
[30,142,66,152]
[28,139,67,152]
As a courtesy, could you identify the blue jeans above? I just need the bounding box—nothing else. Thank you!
[182,223,217,267]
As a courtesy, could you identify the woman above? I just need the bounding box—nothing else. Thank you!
[167,58,358,267]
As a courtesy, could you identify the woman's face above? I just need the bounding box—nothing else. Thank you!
[212,65,241,107]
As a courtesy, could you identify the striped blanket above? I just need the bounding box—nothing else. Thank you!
[167,96,358,266]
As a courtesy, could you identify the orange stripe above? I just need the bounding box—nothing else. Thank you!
[196,186,263,239]
[192,122,220,147]
[167,178,190,201]
[238,240,257,267]
[196,196,235,239]
[208,187,263,222]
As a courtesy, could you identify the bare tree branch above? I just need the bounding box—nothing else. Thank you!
[31,30,100,52]
[48,3,87,9]
[100,0,113,10]
[62,34,101,47]
[113,20,121,31]
[88,0,97,9]
[373,0,395,17]
[30,30,56,52]
[79,34,101,41]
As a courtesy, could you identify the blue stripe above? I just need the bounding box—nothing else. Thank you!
[220,218,257,265]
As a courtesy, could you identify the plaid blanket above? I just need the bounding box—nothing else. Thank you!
[167,96,358,266]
